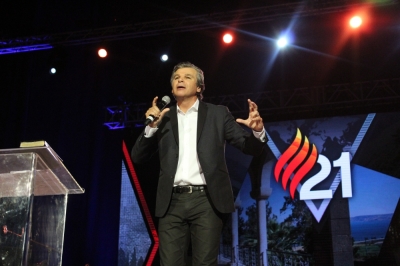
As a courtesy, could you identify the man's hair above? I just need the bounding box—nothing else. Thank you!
[170,62,205,100]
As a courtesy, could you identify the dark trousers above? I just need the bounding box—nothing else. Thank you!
[158,189,224,266]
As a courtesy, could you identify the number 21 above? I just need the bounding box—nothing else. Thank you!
[300,152,352,200]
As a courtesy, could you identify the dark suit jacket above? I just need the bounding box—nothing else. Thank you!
[131,101,266,217]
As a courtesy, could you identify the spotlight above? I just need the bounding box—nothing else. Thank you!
[349,16,362,29]
[160,54,168,62]
[47,47,67,74]
[98,48,108,58]
[277,37,288,48]
[222,33,233,44]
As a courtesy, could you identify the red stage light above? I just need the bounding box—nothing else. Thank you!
[223,33,233,44]
[98,48,108,58]
[349,16,363,28]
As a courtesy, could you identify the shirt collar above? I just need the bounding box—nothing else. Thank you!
[177,99,199,114]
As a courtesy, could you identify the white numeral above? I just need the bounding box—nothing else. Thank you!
[333,152,352,198]
[300,155,333,200]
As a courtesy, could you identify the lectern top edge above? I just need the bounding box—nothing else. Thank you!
[0,142,84,195]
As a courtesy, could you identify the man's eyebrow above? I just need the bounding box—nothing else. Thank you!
[173,73,194,78]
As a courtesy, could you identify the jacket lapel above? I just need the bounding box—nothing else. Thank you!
[197,101,207,143]
[170,105,179,145]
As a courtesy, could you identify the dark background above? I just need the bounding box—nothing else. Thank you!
[1,0,400,265]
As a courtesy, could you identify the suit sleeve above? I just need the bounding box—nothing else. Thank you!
[222,106,266,156]
[131,130,159,164]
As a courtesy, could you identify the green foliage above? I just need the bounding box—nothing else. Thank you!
[237,196,313,253]
[354,244,381,258]
[267,218,299,252]
[280,196,313,253]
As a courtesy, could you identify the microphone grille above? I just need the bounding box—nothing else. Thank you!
[162,95,171,104]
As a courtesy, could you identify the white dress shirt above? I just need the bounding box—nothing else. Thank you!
[174,100,205,186]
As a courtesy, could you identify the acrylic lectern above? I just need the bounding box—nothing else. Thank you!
[0,144,84,266]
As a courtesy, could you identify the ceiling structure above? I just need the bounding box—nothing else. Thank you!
[2,0,400,127]
[1,0,398,54]
[104,77,400,129]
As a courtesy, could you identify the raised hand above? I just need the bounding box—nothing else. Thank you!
[145,96,170,127]
[236,99,263,132]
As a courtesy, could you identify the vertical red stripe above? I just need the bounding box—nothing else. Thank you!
[122,141,159,266]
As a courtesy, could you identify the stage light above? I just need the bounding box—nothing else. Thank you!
[222,33,233,44]
[349,16,362,28]
[277,36,288,48]
[47,47,67,74]
[98,48,108,58]
[160,54,168,62]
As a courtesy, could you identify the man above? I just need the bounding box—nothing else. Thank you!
[131,62,266,266]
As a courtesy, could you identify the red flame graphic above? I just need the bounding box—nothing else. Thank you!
[274,128,318,199]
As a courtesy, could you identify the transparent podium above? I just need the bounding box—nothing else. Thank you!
[0,144,84,266]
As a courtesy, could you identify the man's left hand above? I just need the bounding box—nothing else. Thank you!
[236,99,264,132]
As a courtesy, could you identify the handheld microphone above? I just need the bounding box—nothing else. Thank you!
[144,95,171,125]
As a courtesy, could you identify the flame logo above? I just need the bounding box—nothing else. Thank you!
[274,128,318,199]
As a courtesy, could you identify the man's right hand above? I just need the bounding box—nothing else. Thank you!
[145,96,170,128]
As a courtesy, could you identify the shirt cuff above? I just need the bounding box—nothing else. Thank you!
[144,125,158,138]
[253,127,267,142]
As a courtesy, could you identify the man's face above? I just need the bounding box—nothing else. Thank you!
[171,67,201,100]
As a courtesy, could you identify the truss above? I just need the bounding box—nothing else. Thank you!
[1,0,398,54]
[103,78,400,129]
